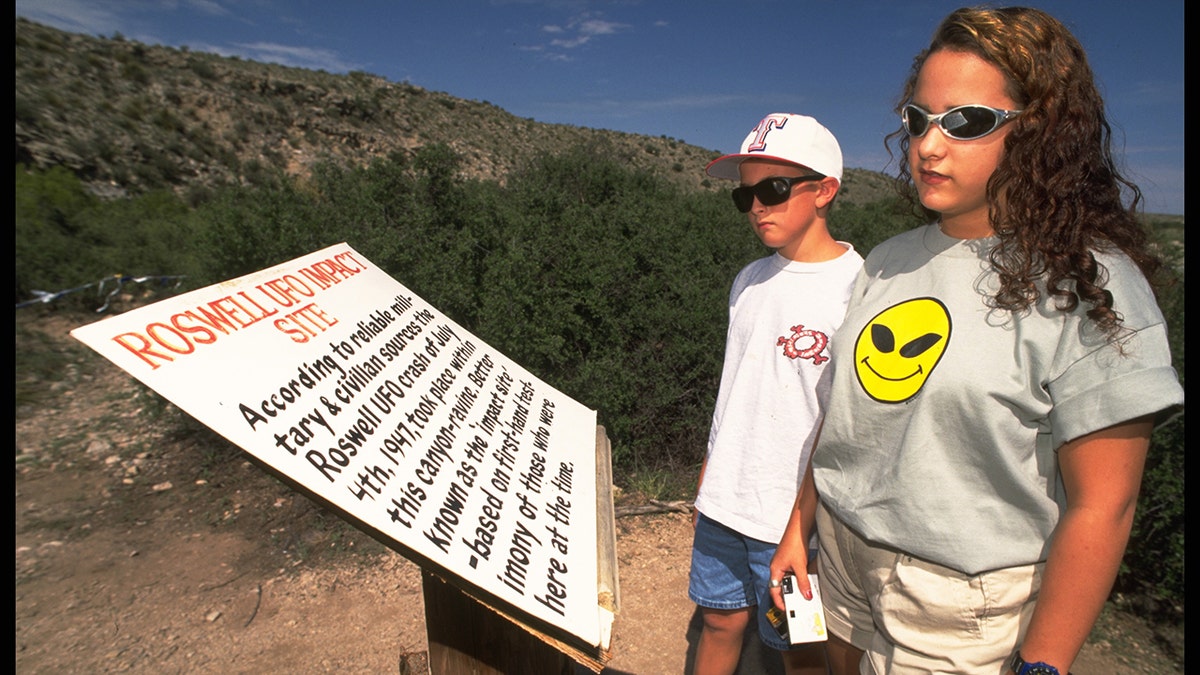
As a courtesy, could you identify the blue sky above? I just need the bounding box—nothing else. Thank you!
[16,0,1184,215]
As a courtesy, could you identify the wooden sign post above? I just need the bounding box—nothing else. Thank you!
[71,244,619,671]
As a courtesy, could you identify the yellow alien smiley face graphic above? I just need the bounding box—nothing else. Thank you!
[854,297,951,403]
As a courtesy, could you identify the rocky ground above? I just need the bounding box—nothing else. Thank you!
[15,310,1185,674]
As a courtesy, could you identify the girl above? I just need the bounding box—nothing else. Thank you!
[769,7,1184,674]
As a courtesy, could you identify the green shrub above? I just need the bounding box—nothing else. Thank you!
[14,148,1185,609]
[1118,230,1185,604]
[15,165,197,308]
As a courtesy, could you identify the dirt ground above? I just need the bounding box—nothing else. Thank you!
[15,310,1185,674]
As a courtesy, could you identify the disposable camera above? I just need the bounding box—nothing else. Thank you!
[766,573,827,644]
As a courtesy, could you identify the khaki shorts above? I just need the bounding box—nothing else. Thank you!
[816,502,1042,674]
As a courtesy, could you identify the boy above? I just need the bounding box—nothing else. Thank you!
[689,113,863,675]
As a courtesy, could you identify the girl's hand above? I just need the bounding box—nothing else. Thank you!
[768,532,811,611]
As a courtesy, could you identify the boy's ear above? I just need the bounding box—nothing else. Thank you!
[814,177,840,209]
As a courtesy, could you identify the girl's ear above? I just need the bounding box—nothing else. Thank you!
[814,177,840,209]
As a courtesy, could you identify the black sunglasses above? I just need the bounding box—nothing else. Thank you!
[731,175,825,213]
[901,103,1023,141]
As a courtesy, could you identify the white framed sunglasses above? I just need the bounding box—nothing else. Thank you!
[901,103,1023,141]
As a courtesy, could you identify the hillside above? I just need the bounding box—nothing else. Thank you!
[14,18,896,206]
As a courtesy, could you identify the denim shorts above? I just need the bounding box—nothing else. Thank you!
[688,512,792,651]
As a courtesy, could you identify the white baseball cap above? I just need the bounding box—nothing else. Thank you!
[705,113,843,182]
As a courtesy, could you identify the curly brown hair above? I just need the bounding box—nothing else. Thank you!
[886,6,1162,338]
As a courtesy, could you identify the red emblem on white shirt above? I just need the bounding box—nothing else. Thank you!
[777,325,829,364]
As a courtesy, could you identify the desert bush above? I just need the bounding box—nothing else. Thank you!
[15,165,197,308]
[13,148,1185,608]
[1118,229,1186,605]
[468,144,762,474]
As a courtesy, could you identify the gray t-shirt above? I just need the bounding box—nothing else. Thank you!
[813,224,1184,575]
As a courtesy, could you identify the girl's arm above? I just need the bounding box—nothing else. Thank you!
[1013,416,1153,673]
[768,456,819,610]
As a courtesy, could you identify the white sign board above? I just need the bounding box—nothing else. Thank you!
[71,243,612,651]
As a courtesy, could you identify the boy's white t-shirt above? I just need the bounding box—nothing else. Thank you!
[694,245,863,543]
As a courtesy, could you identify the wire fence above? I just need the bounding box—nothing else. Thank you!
[15,275,186,312]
